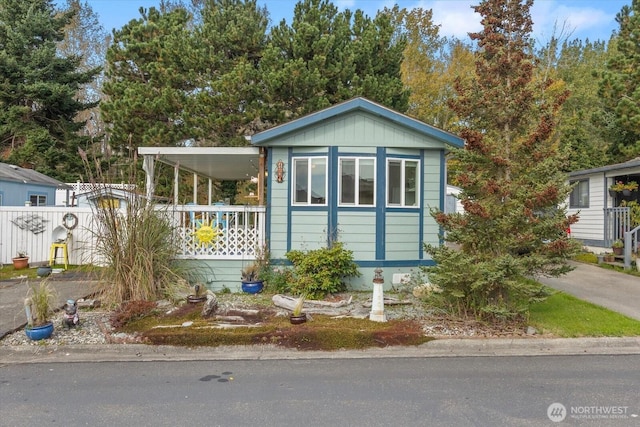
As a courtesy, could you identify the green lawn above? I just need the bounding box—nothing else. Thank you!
[529,291,640,337]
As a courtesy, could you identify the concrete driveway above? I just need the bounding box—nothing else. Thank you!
[0,275,97,339]
[537,261,640,321]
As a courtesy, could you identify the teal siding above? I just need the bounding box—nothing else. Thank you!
[266,111,452,149]
[267,147,291,259]
[180,259,247,292]
[422,151,443,252]
[386,213,421,260]
[290,211,329,250]
[179,260,426,292]
[337,212,377,259]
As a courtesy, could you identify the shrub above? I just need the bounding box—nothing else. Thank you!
[110,300,157,329]
[261,266,294,294]
[424,246,553,321]
[285,242,360,299]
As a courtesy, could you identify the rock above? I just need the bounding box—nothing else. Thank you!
[202,291,218,317]
[526,326,537,335]
[77,298,101,309]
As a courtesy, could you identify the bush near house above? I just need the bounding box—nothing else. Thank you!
[283,242,361,299]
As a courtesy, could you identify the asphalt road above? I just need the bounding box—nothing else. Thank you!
[1,355,638,426]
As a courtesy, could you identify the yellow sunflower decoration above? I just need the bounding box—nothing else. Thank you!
[192,220,222,247]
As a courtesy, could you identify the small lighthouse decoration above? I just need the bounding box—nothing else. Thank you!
[369,267,387,322]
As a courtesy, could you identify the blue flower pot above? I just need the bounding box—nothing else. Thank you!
[241,280,264,294]
[25,322,54,340]
[37,266,52,277]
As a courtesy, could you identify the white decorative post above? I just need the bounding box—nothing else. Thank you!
[369,267,387,322]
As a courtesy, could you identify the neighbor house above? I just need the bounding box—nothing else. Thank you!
[567,157,640,251]
[138,97,464,291]
[0,162,69,207]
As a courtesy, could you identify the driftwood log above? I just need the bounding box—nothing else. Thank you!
[272,294,370,318]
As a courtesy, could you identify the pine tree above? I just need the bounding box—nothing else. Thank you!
[0,0,100,181]
[260,0,408,122]
[185,0,269,146]
[101,6,193,154]
[553,38,611,170]
[425,0,579,320]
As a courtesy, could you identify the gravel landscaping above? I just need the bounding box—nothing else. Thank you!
[0,292,539,348]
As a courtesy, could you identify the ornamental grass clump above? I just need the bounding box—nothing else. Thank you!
[26,280,57,327]
[79,149,190,305]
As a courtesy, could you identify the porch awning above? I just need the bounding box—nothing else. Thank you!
[138,146,260,181]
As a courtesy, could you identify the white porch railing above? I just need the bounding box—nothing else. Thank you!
[169,205,266,260]
[0,205,266,266]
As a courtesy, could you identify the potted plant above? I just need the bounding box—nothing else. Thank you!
[187,283,207,303]
[612,239,624,255]
[240,263,264,294]
[12,251,29,270]
[603,253,616,262]
[24,280,57,340]
[289,294,307,324]
[609,180,638,197]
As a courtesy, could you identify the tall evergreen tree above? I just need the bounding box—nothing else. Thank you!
[260,0,408,122]
[553,38,611,170]
[101,6,193,154]
[185,0,269,146]
[0,0,100,180]
[598,0,640,160]
[425,0,579,320]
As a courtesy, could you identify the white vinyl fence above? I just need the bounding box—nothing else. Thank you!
[1,204,266,267]
[0,207,98,266]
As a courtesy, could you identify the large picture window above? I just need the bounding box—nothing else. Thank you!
[339,157,375,206]
[569,179,589,208]
[387,159,419,207]
[292,157,327,205]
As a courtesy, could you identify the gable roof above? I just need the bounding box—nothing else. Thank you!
[250,97,464,148]
[569,157,640,179]
[0,162,69,188]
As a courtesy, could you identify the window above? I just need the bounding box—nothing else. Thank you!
[569,179,589,208]
[387,159,419,207]
[339,157,375,206]
[292,157,327,205]
[29,194,47,206]
[97,198,120,209]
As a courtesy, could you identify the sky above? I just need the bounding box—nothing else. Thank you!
[81,0,629,44]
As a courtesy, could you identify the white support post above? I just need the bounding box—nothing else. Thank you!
[142,155,155,205]
[193,173,197,204]
[173,164,179,205]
